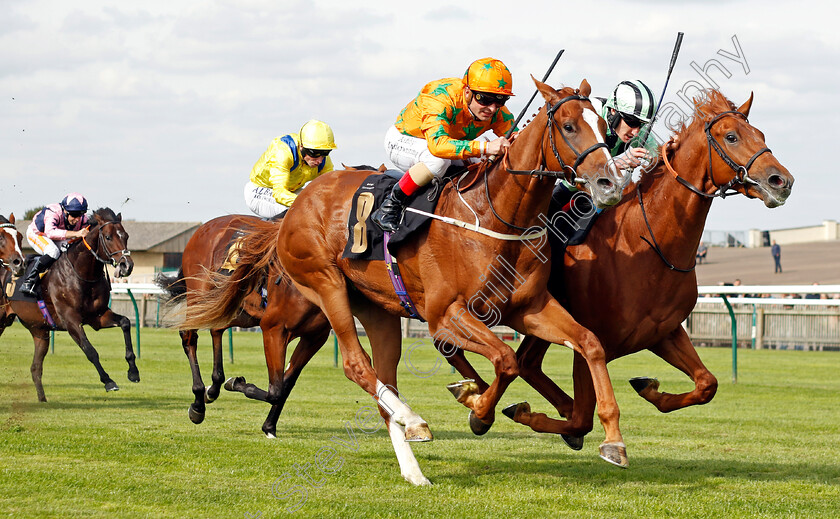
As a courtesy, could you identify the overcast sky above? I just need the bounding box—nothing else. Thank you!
[1,0,836,234]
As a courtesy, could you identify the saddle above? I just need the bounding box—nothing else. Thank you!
[342,171,444,261]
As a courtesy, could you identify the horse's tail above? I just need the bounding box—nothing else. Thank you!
[155,269,186,301]
[179,218,282,330]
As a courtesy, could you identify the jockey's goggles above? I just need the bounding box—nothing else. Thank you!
[472,91,510,107]
[302,147,331,158]
[619,112,644,129]
[67,211,84,218]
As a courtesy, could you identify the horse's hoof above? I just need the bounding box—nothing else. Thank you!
[599,442,628,468]
[204,386,219,404]
[262,423,277,439]
[403,473,432,486]
[561,434,584,451]
[468,410,493,436]
[188,404,205,424]
[127,368,140,383]
[501,402,530,421]
[629,377,658,394]
[405,422,433,442]
[446,379,478,403]
[224,376,245,392]
[104,381,120,392]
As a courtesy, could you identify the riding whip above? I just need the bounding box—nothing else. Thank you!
[506,49,565,138]
[638,32,684,145]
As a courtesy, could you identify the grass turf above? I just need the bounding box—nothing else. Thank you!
[1,322,839,518]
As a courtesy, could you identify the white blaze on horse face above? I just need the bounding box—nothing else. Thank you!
[2,227,24,260]
[582,108,619,178]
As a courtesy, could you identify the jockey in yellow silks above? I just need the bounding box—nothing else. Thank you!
[244,120,337,218]
[372,58,517,232]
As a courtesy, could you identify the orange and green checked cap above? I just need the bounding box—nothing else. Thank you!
[463,57,514,96]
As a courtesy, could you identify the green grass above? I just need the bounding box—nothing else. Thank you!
[1,322,839,518]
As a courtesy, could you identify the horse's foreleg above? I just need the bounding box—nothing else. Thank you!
[30,331,50,402]
[439,347,490,393]
[431,304,520,434]
[65,321,118,392]
[518,297,625,467]
[515,335,575,418]
[180,329,208,424]
[95,309,138,383]
[636,327,718,412]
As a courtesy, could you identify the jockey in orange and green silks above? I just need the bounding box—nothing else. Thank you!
[372,57,518,233]
[244,120,337,219]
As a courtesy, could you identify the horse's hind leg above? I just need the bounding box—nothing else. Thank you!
[180,329,207,424]
[635,326,718,412]
[206,329,226,403]
[95,309,139,383]
[66,321,118,392]
[357,305,430,485]
[261,329,329,438]
[30,331,50,402]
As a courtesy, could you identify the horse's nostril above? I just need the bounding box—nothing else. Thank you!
[768,174,785,188]
[597,178,615,190]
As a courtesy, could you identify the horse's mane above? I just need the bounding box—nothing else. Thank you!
[633,89,737,192]
[92,207,118,223]
[672,89,737,144]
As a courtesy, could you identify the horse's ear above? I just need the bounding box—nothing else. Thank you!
[737,92,754,117]
[578,79,591,98]
[532,74,559,104]
[378,164,387,172]
[8,213,14,224]
[116,212,122,222]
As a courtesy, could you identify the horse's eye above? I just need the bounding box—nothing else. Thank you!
[725,132,737,143]
[105,235,112,241]
[563,123,574,133]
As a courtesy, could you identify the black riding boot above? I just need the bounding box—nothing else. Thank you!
[372,183,410,233]
[19,255,56,298]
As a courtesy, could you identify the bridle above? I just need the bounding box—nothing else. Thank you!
[82,221,131,268]
[0,222,22,271]
[639,110,772,272]
[65,220,131,283]
[490,94,609,231]
[661,110,771,199]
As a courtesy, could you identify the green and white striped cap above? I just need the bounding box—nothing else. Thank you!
[605,80,656,122]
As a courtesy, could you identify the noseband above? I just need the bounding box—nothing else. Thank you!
[82,221,131,268]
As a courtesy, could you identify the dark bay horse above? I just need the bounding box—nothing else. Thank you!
[452,90,794,447]
[0,208,137,402]
[182,78,634,483]
[157,215,330,437]
[0,213,25,278]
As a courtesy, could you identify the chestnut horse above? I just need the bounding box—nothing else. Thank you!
[157,214,330,437]
[450,90,794,448]
[182,78,636,484]
[0,208,136,402]
[0,214,25,278]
